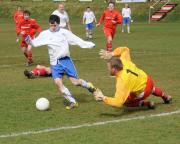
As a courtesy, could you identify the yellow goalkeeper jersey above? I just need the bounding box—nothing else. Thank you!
[103,47,148,107]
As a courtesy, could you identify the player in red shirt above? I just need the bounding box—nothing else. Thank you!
[13,6,24,42]
[24,65,52,79]
[16,10,42,66]
[96,2,122,51]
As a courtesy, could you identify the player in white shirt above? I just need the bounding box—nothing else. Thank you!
[26,15,96,109]
[83,7,97,40]
[122,4,131,33]
[52,3,71,31]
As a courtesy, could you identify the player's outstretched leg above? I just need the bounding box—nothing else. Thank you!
[54,78,78,110]
[152,87,172,104]
[69,77,96,93]
[125,100,155,109]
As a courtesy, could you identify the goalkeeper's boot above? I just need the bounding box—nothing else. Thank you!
[66,102,78,110]
[87,82,96,93]
[24,69,35,79]
[140,101,155,109]
[162,95,172,104]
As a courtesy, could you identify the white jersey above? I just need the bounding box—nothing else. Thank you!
[52,10,69,28]
[83,11,96,24]
[31,28,95,65]
[122,8,131,18]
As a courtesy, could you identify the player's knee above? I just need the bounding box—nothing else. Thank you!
[71,79,80,86]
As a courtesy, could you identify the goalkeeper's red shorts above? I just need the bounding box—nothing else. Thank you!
[125,76,154,104]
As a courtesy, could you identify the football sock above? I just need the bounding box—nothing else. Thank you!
[86,32,89,38]
[28,51,32,62]
[152,87,165,98]
[106,42,112,52]
[81,79,90,89]
[127,26,130,33]
[61,85,76,104]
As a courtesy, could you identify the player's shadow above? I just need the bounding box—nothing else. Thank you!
[100,102,166,118]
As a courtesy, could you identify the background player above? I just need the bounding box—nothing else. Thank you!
[83,6,97,40]
[94,47,172,109]
[13,6,24,42]
[122,4,132,33]
[96,2,122,52]
[24,65,51,79]
[16,10,42,66]
[52,3,71,31]
[26,15,96,109]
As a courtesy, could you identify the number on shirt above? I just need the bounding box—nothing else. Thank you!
[126,69,138,77]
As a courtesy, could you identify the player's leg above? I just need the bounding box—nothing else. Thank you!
[122,17,126,33]
[152,87,172,104]
[88,23,93,39]
[104,28,113,51]
[21,39,33,66]
[51,63,78,109]
[69,77,96,93]
[85,24,89,40]
[124,93,155,109]
[127,17,131,33]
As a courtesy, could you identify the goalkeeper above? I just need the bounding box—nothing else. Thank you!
[94,47,172,109]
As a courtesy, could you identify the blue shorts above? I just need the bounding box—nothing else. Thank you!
[123,17,131,25]
[51,57,78,79]
[86,23,94,30]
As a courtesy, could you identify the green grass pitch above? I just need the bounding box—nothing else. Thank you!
[0,20,180,144]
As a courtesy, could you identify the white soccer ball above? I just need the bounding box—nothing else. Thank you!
[36,97,50,111]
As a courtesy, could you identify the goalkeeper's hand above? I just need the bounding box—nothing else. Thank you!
[99,49,113,59]
[94,88,105,101]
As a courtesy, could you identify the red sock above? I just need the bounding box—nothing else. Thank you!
[106,42,112,52]
[28,51,32,62]
[152,87,165,98]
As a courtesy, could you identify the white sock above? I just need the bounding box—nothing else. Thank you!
[61,85,76,103]
[80,79,90,89]
[86,32,89,38]
[127,26,130,33]
[122,25,125,32]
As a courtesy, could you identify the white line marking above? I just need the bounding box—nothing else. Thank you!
[0,110,179,138]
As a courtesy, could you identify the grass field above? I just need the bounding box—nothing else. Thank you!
[0,20,180,144]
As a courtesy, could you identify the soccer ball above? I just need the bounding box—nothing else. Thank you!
[36,97,50,111]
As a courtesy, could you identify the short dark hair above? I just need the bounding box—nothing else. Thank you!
[49,15,60,24]
[108,57,123,70]
[23,10,31,16]
[108,1,115,6]
[86,6,90,9]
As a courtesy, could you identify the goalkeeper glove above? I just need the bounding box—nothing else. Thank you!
[99,49,114,59]
[94,89,105,101]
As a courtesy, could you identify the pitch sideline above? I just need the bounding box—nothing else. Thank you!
[0,110,180,138]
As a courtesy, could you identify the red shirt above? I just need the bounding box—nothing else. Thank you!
[16,18,42,37]
[99,9,122,29]
[13,11,24,24]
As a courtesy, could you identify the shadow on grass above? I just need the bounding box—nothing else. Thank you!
[100,102,167,118]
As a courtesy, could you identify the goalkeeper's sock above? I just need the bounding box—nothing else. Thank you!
[61,85,76,104]
[106,42,112,52]
[152,87,164,98]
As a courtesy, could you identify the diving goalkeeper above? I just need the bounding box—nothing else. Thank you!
[94,47,172,109]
